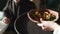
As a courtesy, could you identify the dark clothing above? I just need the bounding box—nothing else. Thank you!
[3,0,36,33]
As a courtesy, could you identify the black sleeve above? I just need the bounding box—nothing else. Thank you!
[3,0,12,19]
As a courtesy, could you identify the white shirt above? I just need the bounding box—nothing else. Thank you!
[53,26,60,34]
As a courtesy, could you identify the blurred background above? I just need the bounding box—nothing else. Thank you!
[0,0,8,11]
[0,0,60,11]
[0,0,60,34]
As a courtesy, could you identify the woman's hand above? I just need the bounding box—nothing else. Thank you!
[37,21,59,31]
[2,17,10,24]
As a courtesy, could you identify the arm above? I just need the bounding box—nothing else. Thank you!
[2,0,12,23]
[3,2,12,19]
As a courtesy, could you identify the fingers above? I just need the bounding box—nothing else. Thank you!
[40,18,43,23]
[37,23,43,27]
[2,17,10,24]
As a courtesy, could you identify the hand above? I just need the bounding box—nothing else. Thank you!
[37,19,59,31]
[2,17,10,24]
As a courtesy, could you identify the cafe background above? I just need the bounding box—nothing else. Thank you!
[0,0,60,34]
